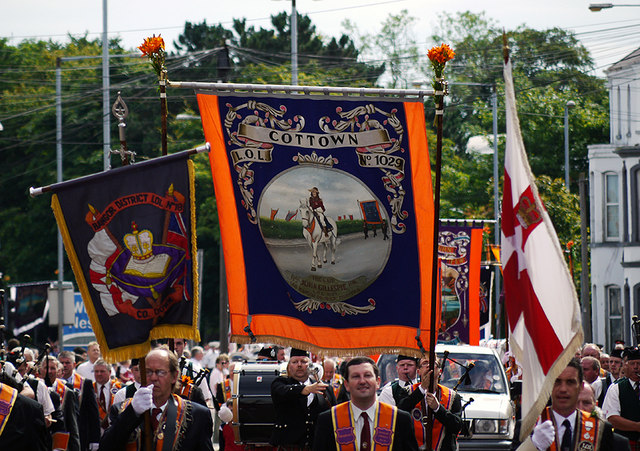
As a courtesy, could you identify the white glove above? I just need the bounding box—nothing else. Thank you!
[219,404,233,423]
[131,385,154,416]
[531,420,555,450]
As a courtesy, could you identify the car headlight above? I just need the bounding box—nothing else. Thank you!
[474,419,497,434]
[473,419,511,435]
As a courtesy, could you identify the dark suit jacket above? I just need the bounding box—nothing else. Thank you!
[397,384,463,451]
[99,394,213,451]
[0,389,48,451]
[49,387,81,451]
[312,401,418,451]
[73,377,101,451]
[270,376,333,448]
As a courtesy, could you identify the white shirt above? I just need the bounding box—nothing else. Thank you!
[76,360,96,381]
[15,374,55,416]
[210,368,224,387]
[602,380,630,418]
[551,409,577,445]
[590,377,603,400]
[378,378,417,406]
[350,402,377,448]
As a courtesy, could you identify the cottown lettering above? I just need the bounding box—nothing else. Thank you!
[237,124,391,150]
[268,130,359,148]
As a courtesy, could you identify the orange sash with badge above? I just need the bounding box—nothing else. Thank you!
[331,401,397,451]
[121,394,188,451]
[95,380,122,421]
[407,383,454,451]
[54,378,68,399]
[0,383,18,436]
[540,407,601,451]
[223,378,232,401]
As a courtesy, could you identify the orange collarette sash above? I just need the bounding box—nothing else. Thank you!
[223,378,232,401]
[121,394,188,451]
[54,378,68,399]
[95,380,122,420]
[0,383,18,436]
[408,383,454,451]
[540,407,601,451]
[71,372,84,390]
[331,401,397,451]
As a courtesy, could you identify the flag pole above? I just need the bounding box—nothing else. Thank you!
[425,44,455,450]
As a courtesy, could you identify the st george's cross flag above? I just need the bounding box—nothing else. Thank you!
[501,58,583,439]
[50,152,200,361]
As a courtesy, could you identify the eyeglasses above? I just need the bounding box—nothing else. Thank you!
[146,369,169,377]
[221,361,230,364]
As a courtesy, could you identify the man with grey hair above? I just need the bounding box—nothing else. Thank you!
[581,356,604,401]
[100,346,213,450]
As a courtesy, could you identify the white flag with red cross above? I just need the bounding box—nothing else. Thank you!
[501,58,583,440]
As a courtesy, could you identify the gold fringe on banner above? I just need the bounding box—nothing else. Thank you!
[231,334,424,359]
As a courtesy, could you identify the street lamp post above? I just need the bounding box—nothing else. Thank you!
[589,2,640,10]
[564,100,575,190]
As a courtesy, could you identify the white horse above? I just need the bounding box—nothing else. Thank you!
[298,199,338,271]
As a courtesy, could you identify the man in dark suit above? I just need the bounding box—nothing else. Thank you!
[0,381,48,451]
[397,357,462,451]
[270,348,333,449]
[313,356,418,451]
[99,346,213,451]
[518,358,615,450]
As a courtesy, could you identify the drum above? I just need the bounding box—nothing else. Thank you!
[232,361,287,445]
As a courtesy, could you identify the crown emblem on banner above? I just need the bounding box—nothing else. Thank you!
[294,151,337,167]
[124,222,154,260]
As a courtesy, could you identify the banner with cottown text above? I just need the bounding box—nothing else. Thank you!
[199,92,434,355]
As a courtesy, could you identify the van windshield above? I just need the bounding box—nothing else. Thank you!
[438,352,508,395]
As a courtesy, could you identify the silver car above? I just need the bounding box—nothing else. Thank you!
[377,344,516,450]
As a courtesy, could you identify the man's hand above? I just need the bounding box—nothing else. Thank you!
[131,385,153,415]
[531,420,555,450]
[301,382,328,396]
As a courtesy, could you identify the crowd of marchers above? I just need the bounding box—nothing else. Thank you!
[1,338,639,451]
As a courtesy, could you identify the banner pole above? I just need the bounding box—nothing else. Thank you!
[29,143,210,197]
[425,43,455,451]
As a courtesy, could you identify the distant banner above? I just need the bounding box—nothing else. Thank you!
[437,224,483,345]
[11,282,50,335]
[50,154,199,361]
[479,264,493,329]
[198,93,434,355]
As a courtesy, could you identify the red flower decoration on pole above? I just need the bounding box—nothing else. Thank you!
[138,34,166,78]
[139,34,169,155]
[427,43,455,120]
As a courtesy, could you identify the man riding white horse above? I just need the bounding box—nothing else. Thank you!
[308,187,333,237]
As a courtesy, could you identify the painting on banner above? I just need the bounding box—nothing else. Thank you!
[437,224,483,345]
[199,93,434,354]
[50,154,199,361]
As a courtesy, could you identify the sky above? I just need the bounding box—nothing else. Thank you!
[2,0,640,77]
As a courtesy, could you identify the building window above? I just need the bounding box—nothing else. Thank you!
[605,173,619,239]
[607,285,623,347]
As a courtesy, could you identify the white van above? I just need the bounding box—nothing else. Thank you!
[377,344,516,450]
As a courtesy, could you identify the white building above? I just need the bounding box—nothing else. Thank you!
[589,47,640,350]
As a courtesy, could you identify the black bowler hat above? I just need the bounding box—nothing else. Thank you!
[396,354,419,363]
[258,347,276,359]
[625,347,640,361]
[610,349,623,359]
[290,348,309,358]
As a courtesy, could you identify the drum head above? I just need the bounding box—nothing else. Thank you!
[232,361,286,445]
